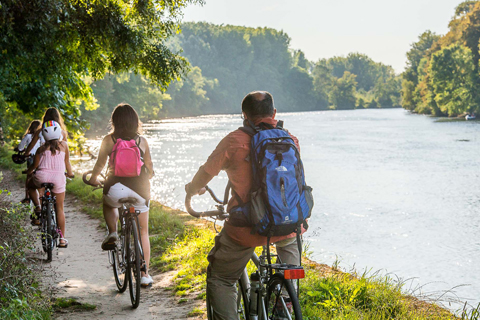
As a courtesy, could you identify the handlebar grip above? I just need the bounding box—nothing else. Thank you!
[82,170,93,185]
[82,170,105,187]
[185,192,227,218]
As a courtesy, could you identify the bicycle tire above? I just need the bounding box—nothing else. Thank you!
[45,201,54,262]
[111,241,128,292]
[40,201,47,252]
[127,218,141,308]
[266,273,302,320]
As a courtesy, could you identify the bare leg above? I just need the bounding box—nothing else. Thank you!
[54,192,66,243]
[28,188,41,207]
[137,210,150,277]
[24,175,30,199]
[103,202,119,234]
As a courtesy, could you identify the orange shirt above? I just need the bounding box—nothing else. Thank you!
[201,117,302,247]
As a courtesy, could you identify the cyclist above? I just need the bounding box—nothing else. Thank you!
[186,91,305,319]
[27,120,74,248]
[87,103,155,287]
[16,120,44,204]
[24,108,68,157]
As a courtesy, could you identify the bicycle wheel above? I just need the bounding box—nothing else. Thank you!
[45,202,54,262]
[111,241,128,292]
[40,201,47,252]
[266,273,302,320]
[127,218,141,308]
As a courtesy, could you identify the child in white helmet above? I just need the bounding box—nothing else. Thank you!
[27,120,74,248]
[15,120,44,204]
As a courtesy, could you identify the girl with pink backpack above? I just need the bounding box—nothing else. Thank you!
[87,104,155,287]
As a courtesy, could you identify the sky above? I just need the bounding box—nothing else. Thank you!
[182,0,464,73]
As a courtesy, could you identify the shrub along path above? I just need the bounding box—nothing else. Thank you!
[0,169,202,319]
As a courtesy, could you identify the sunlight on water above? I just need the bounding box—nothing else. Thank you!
[74,109,480,310]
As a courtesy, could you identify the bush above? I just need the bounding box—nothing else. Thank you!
[0,198,51,319]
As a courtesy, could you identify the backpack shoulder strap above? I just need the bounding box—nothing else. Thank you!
[135,135,145,158]
[238,119,259,137]
[111,135,116,143]
[276,120,284,129]
[259,122,274,130]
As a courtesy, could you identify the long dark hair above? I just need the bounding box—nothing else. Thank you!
[23,120,41,138]
[43,139,61,155]
[109,103,142,139]
[42,108,67,137]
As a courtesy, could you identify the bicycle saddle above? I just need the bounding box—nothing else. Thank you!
[41,183,54,188]
[118,197,138,204]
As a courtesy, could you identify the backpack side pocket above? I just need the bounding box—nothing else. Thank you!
[250,189,267,226]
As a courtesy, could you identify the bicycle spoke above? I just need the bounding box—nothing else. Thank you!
[266,274,302,320]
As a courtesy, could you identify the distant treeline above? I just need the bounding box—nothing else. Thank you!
[82,22,400,131]
[402,1,480,116]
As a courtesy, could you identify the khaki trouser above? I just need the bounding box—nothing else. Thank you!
[206,230,300,320]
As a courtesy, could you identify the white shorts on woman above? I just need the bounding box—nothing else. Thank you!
[103,183,149,212]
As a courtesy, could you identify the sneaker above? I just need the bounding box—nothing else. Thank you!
[141,275,153,287]
[101,232,118,250]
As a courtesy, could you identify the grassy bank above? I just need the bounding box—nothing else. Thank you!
[1,144,476,319]
[0,177,52,319]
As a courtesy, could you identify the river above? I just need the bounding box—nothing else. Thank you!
[76,108,480,310]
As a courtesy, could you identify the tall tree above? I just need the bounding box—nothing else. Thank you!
[329,71,357,110]
[429,44,477,116]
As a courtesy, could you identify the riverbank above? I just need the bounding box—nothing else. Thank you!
[0,144,466,319]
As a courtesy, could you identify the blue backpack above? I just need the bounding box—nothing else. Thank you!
[232,120,314,237]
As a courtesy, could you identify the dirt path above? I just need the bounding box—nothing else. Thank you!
[0,169,203,319]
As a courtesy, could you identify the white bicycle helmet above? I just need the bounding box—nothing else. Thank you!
[42,121,62,141]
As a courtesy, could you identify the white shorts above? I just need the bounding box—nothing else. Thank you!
[104,183,149,212]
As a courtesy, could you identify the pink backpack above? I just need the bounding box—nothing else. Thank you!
[109,137,144,177]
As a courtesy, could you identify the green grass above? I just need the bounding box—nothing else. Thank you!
[53,298,96,311]
[159,226,215,295]
[188,307,205,317]
[299,263,455,319]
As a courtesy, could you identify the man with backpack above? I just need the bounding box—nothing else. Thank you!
[186,91,313,319]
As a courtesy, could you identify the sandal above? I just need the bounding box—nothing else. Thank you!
[58,238,68,248]
[21,197,31,204]
[30,206,41,226]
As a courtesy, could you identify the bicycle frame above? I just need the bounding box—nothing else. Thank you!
[118,204,146,270]
[40,184,60,261]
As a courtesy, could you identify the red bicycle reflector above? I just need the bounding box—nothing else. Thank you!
[284,269,305,280]
[129,207,135,213]
[46,192,51,196]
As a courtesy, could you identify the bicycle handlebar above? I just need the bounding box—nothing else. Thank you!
[82,170,105,188]
[185,185,229,219]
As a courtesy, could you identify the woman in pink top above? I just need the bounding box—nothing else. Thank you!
[27,121,74,248]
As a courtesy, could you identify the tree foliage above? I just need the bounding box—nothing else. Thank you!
[82,22,401,131]
[0,0,200,140]
[402,1,480,116]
